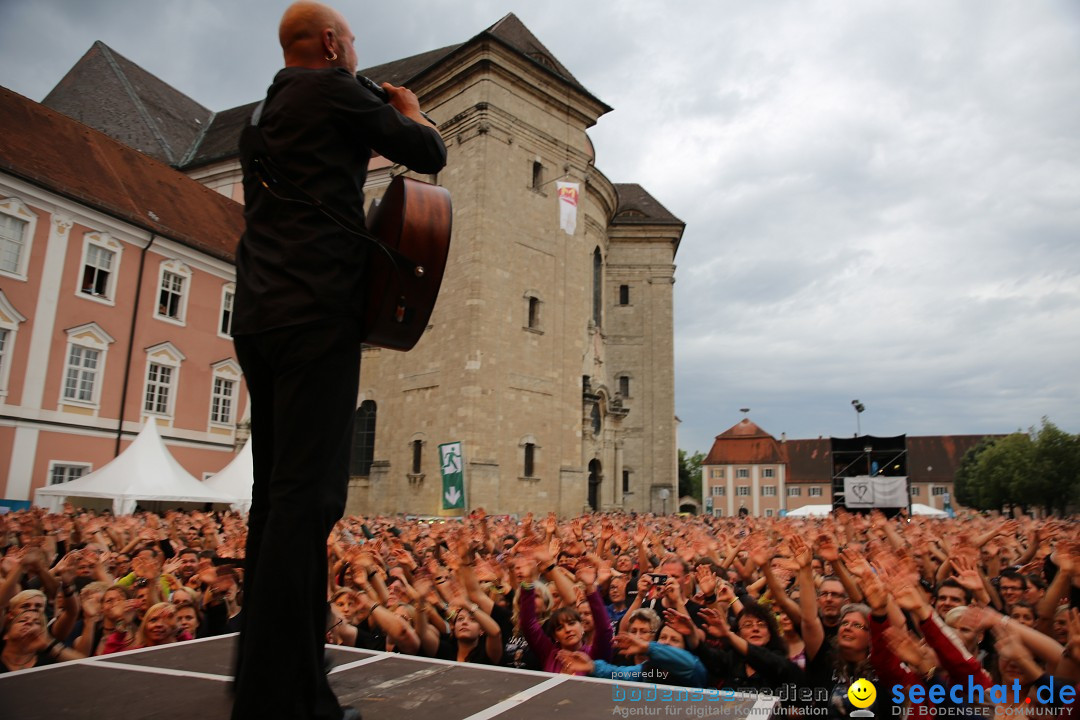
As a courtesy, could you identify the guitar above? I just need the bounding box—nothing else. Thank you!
[357,75,452,352]
[363,175,452,352]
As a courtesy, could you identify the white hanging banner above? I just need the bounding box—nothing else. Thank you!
[557,182,579,235]
[844,475,908,508]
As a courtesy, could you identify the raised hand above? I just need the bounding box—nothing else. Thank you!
[748,537,773,568]
[1064,608,1080,665]
[881,625,925,668]
[788,535,813,569]
[558,649,594,675]
[613,632,650,657]
[695,564,718,597]
[698,607,731,637]
[891,581,927,614]
[663,607,695,637]
[950,555,984,592]
[575,559,598,588]
[861,570,888,613]
[840,547,872,578]
[715,579,736,605]
[131,555,159,580]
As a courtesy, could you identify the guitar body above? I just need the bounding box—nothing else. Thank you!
[363,176,453,351]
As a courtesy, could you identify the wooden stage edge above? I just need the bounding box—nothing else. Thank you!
[0,634,779,720]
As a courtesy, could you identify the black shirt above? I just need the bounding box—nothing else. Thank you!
[235,67,447,335]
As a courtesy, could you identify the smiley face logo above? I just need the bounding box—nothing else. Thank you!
[848,678,877,709]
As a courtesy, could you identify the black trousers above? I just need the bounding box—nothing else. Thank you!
[232,317,362,720]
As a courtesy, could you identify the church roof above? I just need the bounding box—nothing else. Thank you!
[483,13,587,92]
[182,100,258,169]
[0,86,243,262]
[43,14,608,172]
[43,41,212,167]
[703,419,788,465]
[613,184,685,226]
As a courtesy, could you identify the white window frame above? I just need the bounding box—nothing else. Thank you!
[0,196,37,280]
[48,461,92,486]
[76,232,123,305]
[710,468,723,480]
[142,342,185,421]
[736,468,749,479]
[710,485,726,496]
[218,283,235,338]
[154,260,191,325]
[0,290,27,400]
[208,359,241,428]
[765,509,774,517]
[736,485,750,497]
[762,485,776,496]
[932,486,948,496]
[59,322,114,411]
[809,486,823,497]
[788,486,802,497]
[763,468,775,478]
[910,486,921,497]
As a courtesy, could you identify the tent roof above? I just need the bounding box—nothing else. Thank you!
[36,421,236,506]
[204,439,252,506]
[784,504,833,517]
[911,503,948,517]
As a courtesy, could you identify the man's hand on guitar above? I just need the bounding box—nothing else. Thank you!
[382,82,441,134]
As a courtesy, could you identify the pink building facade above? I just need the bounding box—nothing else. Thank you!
[0,87,248,503]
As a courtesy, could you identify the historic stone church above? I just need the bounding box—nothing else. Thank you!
[34,14,683,516]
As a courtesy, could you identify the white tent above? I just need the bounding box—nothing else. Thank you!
[34,420,238,515]
[204,438,253,513]
[911,503,948,517]
[784,504,833,517]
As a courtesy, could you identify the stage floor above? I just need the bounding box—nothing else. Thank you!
[0,635,777,720]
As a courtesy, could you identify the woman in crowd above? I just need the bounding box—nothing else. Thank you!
[434,602,503,664]
[1,609,83,672]
[697,601,804,690]
[175,601,201,640]
[95,584,137,656]
[104,601,184,653]
[517,547,612,675]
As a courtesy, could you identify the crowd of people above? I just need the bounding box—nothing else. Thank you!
[2,504,1079,717]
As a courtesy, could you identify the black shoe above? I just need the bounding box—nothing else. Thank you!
[341,707,362,720]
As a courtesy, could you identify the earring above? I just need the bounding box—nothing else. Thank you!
[325,50,338,61]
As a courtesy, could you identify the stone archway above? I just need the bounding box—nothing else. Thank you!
[588,458,602,510]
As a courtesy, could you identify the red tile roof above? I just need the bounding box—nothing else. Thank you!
[703,419,788,465]
[784,438,832,483]
[0,86,243,262]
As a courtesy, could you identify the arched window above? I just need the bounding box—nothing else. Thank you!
[592,248,603,326]
[350,400,377,476]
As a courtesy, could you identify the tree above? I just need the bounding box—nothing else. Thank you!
[954,436,996,509]
[974,433,1035,512]
[955,419,1080,515]
[1031,418,1080,515]
[678,449,704,501]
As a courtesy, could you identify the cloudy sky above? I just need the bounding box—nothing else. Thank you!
[2,1,1078,455]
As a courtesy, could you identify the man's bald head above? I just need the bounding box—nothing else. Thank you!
[279,1,356,72]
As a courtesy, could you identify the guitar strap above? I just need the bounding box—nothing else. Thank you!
[244,100,422,279]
